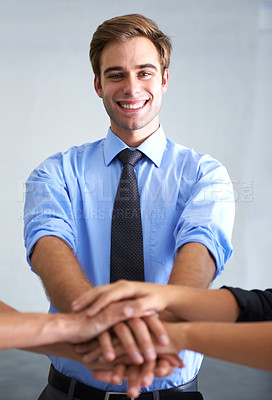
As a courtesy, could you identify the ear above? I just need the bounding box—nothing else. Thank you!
[162,68,169,94]
[94,75,103,98]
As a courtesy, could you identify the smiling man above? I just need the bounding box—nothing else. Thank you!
[24,14,235,400]
[94,36,168,146]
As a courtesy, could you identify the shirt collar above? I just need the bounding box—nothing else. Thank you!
[104,126,166,168]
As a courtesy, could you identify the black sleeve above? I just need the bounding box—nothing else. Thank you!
[222,286,272,322]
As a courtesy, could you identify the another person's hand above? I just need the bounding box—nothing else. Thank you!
[63,301,167,349]
[72,281,177,319]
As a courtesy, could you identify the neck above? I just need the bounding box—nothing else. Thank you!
[111,125,160,148]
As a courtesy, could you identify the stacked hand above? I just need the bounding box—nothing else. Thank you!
[71,282,185,398]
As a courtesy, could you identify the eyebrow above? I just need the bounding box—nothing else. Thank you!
[138,64,157,71]
[103,66,123,76]
[103,64,158,76]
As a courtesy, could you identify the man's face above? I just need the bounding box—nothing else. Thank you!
[94,36,168,146]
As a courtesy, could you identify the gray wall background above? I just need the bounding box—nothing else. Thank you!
[0,0,271,312]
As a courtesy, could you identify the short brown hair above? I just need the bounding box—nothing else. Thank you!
[89,14,172,80]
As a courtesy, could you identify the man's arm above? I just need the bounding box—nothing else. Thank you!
[71,242,215,321]
[170,156,235,290]
[31,236,93,312]
[159,242,216,321]
[169,242,216,288]
[31,236,169,364]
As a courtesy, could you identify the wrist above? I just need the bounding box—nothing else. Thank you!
[163,321,192,353]
[164,286,190,319]
[46,313,76,343]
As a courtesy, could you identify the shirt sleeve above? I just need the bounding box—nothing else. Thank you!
[174,154,235,277]
[24,153,78,267]
[222,286,272,322]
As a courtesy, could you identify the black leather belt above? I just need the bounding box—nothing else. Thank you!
[48,364,202,399]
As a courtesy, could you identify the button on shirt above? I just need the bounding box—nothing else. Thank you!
[24,126,235,391]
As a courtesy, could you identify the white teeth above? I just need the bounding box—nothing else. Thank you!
[119,101,146,109]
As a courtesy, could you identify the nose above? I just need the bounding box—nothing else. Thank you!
[122,75,141,96]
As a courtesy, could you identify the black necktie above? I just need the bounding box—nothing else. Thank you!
[110,149,145,282]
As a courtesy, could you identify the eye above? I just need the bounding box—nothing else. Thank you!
[107,73,123,80]
[139,71,151,77]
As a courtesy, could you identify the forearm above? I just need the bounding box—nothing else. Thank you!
[73,281,241,324]
[164,286,240,322]
[0,312,72,350]
[31,236,92,312]
[160,242,216,321]
[169,242,216,288]
[0,301,17,313]
[0,300,143,353]
[25,342,83,362]
[165,321,272,371]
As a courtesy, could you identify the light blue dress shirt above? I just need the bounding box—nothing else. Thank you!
[24,126,235,391]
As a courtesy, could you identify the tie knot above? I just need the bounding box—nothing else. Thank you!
[118,149,143,167]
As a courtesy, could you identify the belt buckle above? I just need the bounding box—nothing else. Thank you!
[104,391,134,400]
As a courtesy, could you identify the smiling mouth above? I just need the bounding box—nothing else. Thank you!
[117,100,148,110]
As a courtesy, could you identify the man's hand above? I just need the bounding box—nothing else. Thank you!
[74,314,169,364]
[73,318,184,399]
[90,354,184,399]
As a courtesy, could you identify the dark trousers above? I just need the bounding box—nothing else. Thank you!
[38,365,202,400]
